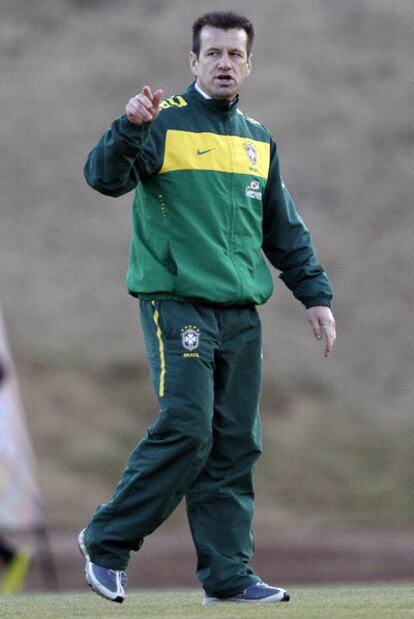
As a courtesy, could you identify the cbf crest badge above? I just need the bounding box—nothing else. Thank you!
[181,325,201,358]
[244,142,258,166]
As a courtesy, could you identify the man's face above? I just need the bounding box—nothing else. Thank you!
[190,26,252,100]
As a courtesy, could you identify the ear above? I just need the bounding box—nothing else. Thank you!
[189,51,198,77]
[246,53,252,76]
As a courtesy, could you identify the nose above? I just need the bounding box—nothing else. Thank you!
[218,52,231,70]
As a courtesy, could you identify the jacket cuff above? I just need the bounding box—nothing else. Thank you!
[117,114,152,146]
[303,297,332,309]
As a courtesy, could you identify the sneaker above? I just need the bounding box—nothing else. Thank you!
[78,529,127,604]
[203,582,290,605]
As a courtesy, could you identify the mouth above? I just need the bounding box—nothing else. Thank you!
[215,75,234,85]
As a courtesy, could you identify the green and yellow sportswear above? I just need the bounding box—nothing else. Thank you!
[84,82,333,308]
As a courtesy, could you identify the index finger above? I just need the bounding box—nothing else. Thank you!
[142,85,153,101]
[321,321,336,358]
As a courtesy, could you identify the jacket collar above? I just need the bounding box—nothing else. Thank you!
[186,81,239,118]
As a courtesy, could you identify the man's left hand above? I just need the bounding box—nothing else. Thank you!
[306,306,336,358]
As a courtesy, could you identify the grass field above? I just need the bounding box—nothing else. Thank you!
[1,587,413,619]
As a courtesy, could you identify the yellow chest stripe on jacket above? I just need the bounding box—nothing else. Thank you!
[159,130,270,180]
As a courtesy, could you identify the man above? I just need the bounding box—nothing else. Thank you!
[79,11,336,606]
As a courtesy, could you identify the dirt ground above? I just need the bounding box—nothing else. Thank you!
[18,527,414,593]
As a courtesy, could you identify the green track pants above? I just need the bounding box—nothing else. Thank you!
[85,300,263,597]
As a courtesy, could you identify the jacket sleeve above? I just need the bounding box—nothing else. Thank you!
[262,139,333,308]
[83,115,161,197]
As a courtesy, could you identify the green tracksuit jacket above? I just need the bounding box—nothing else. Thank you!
[84,82,333,308]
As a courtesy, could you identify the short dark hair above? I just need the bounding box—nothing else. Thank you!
[192,11,254,58]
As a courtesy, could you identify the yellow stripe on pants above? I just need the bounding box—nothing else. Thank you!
[151,302,166,397]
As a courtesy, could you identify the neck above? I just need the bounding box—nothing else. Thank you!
[195,81,237,103]
[194,82,211,99]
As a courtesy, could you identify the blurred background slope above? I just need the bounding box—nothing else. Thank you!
[1,0,413,548]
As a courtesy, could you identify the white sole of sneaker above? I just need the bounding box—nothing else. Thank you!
[78,529,89,561]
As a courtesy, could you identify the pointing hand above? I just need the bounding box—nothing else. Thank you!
[126,85,164,125]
